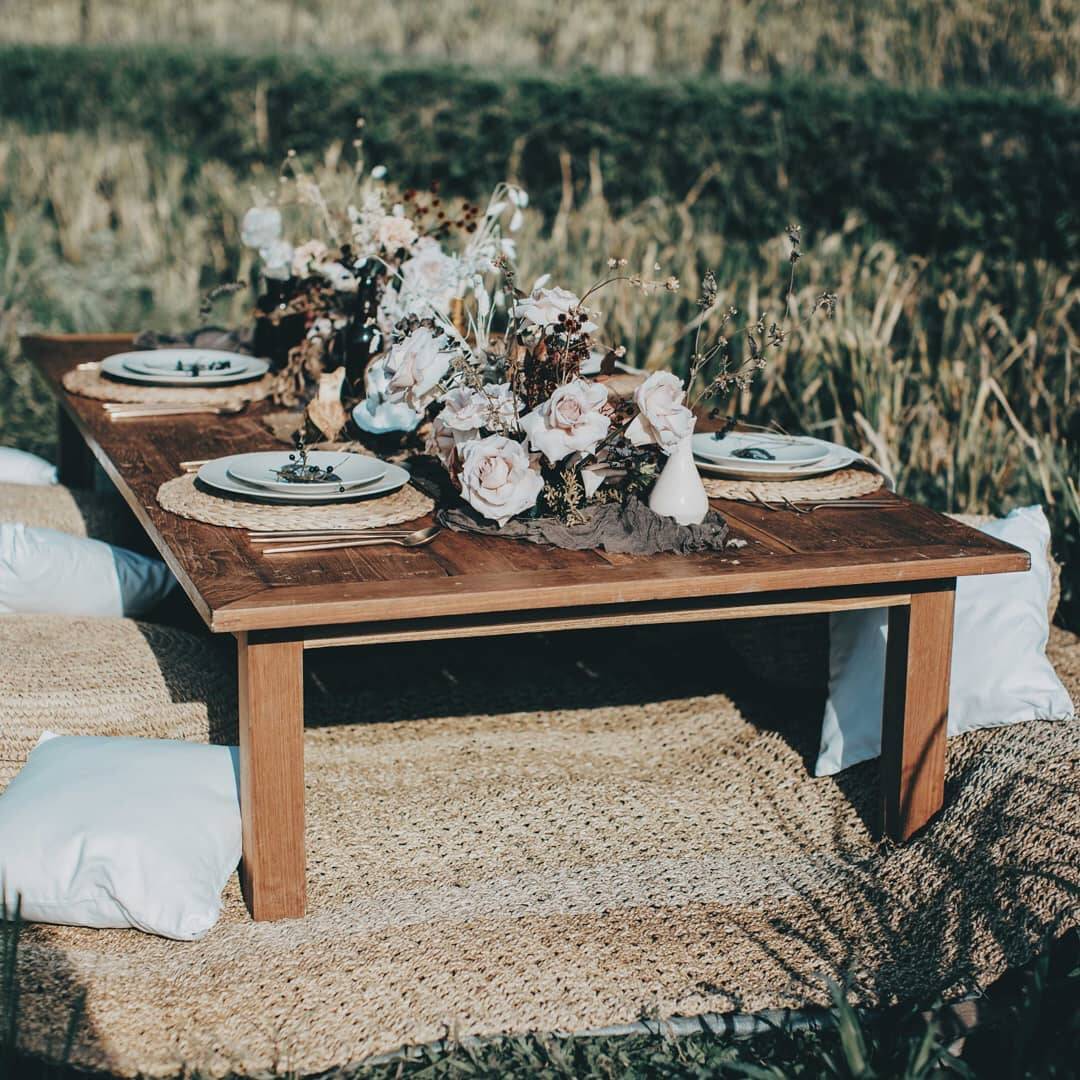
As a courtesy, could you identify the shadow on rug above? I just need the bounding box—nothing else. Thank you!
[8,623,1080,1078]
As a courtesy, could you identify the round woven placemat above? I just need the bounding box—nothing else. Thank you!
[6,619,1079,1078]
[156,473,433,530]
[62,367,275,406]
[703,466,885,501]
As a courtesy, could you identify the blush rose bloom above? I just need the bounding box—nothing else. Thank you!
[398,238,460,317]
[240,207,282,250]
[377,213,419,254]
[291,239,329,277]
[516,285,590,331]
[519,378,611,464]
[440,383,520,437]
[626,370,695,452]
[458,435,544,527]
[385,327,454,411]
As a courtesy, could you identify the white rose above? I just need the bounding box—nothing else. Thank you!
[515,285,597,334]
[626,370,696,452]
[317,260,359,293]
[459,435,544,527]
[241,206,282,250]
[440,383,520,436]
[398,238,460,317]
[377,214,419,254]
[259,239,293,281]
[291,239,328,277]
[519,378,610,464]
[385,326,454,410]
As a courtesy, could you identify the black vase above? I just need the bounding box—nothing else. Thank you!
[338,260,385,396]
[252,277,306,371]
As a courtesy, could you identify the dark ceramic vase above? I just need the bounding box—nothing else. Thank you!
[252,277,306,371]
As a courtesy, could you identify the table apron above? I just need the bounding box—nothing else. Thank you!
[243,581,936,650]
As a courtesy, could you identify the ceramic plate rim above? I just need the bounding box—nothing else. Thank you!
[197,455,409,503]
[694,444,856,481]
[101,351,268,387]
[122,352,252,378]
[691,432,829,469]
[226,450,387,493]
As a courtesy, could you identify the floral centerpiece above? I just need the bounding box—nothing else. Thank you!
[240,146,833,544]
[238,144,525,441]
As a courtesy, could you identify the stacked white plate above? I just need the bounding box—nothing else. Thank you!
[196,451,409,504]
[101,348,269,387]
[692,431,859,480]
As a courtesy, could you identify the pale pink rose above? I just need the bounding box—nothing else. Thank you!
[377,213,419,254]
[626,370,695,452]
[458,435,544,527]
[519,378,610,464]
[440,383,520,436]
[385,326,454,410]
[515,285,584,330]
[291,240,329,277]
[398,238,460,317]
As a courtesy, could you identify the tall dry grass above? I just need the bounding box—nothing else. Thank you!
[1,131,1076,621]
[2,0,1078,98]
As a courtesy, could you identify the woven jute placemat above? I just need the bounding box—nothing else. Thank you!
[157,473,434,530]
[62,366,275,406]
[5,614,1078,1078]
[703,466,885,502]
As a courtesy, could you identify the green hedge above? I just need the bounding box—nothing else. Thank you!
[3,44,1079,261]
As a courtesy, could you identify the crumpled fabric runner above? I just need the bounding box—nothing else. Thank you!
[438,496,740,555]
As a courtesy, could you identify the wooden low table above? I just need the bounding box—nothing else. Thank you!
[24,334,1030,921]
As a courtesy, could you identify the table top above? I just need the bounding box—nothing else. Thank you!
[24,334,1030,634]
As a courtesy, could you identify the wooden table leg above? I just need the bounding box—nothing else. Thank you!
[881,580,956,840]
[57,407,95,489]
[236,632,306,920]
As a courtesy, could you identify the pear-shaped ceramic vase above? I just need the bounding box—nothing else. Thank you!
[648,433,709,525]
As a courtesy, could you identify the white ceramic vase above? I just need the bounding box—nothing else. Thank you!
[648,434,709,525]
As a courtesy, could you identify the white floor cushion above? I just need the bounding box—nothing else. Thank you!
[0,733,240,940]
[0,448,57,486]
[0,523,175,616]
[816,506,1075,776]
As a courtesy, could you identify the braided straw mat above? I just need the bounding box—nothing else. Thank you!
[703,466,884,502]
[5,613,1077,1078]
[157,473,433,530]
[62,366,274,406]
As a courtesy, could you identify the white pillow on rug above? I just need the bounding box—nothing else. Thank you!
[0,523,175,617]
[816,506,1075,776]
[0,448,57,487]
[0,733,240,940]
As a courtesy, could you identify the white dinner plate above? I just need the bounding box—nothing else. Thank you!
[197,454,410,504]
[693,439,859,481]
[123,352,250,378]
[102,350,269,387]
[692,431,828,470]
[226,451,386,494]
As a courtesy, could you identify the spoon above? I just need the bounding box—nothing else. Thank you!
[261,525,441,555]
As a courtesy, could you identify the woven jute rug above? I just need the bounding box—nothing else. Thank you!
[157,474,434,530]
[62,367,275,406]
[702,467,885,502]
[5,617,1078,1078]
